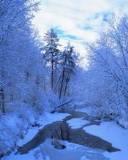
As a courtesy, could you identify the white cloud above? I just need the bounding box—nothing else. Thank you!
[32,0,128,65]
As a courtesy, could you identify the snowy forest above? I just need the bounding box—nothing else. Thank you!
[0,0,128,160]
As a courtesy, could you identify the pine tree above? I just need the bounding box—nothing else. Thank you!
[43,29,60,90]
[58,43,77,99]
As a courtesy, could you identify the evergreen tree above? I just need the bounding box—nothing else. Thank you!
[43,29,60,90]
[58,43,77,99]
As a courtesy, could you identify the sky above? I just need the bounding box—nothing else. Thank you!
[33,0,128,66]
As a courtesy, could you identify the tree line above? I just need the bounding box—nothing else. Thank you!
[0,0,77,114]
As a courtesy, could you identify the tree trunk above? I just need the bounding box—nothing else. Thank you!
[64,72,70,96]
[64,79,69,96]
[0,88,5,114]
[59,70,65,99]
[51,54,54,90]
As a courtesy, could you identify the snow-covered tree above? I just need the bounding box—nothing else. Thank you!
[43,29,60,90]
[0,0,44,113]
[87,16,128,128]
[57,43,77,99]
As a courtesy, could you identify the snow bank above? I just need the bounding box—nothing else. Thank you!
[67,118,90,129]
[0,102,36,155]
[18,112,69,146]
[84,122,128,160]
[3,139,108,160]
[38,112,70,128]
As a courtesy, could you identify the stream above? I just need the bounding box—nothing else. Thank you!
[2,109,120,160]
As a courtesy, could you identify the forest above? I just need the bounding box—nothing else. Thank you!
[0,0,128,160]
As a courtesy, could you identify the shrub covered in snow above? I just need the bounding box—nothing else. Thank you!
[0,102,37,156]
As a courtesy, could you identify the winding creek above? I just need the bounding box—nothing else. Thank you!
[2,109,121,160]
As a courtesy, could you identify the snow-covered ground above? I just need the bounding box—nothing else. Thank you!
[3,139,108,160]
[18,112,70,146]
[84,121,128,160]
[67,118,90,129]
[2,112,128,160]
[67,115,128,160]
[38,112,70,128]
